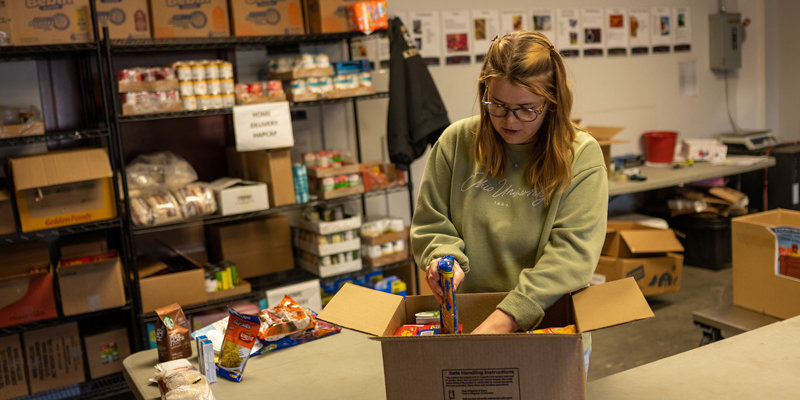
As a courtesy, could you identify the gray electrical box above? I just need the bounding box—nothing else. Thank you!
[709,12,744,71]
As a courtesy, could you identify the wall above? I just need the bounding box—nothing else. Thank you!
[765,0,800,140]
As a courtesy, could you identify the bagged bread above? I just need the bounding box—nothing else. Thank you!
[155,359,215,400]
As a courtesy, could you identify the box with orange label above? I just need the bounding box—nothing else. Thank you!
[304,0,362,33]
[0,0,94,46]
[0,242,57,329]
[9,149,118,233]
[95,0,152,39]
[149,0,230,38]
[229,0,304,36]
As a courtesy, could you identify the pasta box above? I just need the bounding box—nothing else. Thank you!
[318,278,654,400]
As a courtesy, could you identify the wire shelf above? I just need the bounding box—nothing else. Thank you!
[15,372,130,400]
[0,304,132,337]
[0,219,121,246]
[0,129,108,148]
[0,43,98,62]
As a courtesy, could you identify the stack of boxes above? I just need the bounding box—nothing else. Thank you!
[295,214,363,277]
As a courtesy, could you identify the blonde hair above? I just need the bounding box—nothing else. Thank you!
[475,31,579,206]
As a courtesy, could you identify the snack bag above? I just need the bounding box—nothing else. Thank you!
[155,304,192,362]
[529,325,577,335]
[155,359,216,400]
[438,256,459,334]
[216,307,260,382]
[258,295,315,341]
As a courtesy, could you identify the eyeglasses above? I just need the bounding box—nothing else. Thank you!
[482,88,545,122]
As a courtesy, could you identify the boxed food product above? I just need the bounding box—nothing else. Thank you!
[347,0,386,34]
[137,256,207,314]
[0,334,29,400]
[217,307,260,382]
[82,328,131,379]
[0,242,57,329]
[22,323,85,394]
[9,149,117,233]
[227,147,296,207]
[57,252,126,316]
[206,215,294,279]
[0,0,93,46]
[155,303,192,362]
[95,0,151,39]
[149,0,230,38]
[319,279,654,399]
[304,0,359,33]
[229,0,305,36]
[209,177,269,216]
[0,188,16,235]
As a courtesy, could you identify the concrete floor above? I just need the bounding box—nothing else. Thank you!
[587,265,733,382]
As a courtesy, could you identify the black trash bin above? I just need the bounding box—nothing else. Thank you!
[667,215,732,270]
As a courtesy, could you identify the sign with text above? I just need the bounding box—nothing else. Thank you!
[234,102,294,151]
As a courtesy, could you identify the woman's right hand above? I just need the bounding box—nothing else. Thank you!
[425,257,465,305]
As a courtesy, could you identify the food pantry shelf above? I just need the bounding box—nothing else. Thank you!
[13,372,130,400]
[0,304,132,337]
[0,129,109,147]
[0,43,98,62]
[0,218,121,246]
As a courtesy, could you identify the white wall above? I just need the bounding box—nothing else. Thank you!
[765,0,800,140]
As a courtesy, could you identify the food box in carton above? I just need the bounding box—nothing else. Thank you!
[0,0,94,46]
[229,0,305,36]
[209,177,269,216]
[319,278,653,400]
[9,149,117,233]
[733,209,800,319]
[57,253,127,316]
[0,242,57,329]
[149,0,229,38]
[95,0,151,39]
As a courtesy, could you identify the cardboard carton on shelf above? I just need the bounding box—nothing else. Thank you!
[121,101,183,116]
[149,0,230,38]
[298,257,362,278]
[360,162,407,192]
[136,255,207,314]
[268,66,335,81]
[23,322,85,394]
[586,126,627,175]
[0,122,45,138]
[57,252,127,316]
[304,0,354,33]
[229,0,305,36]
[0,0,94,46]
[118,79,180,93]
[227,147,297,208]
[295,236,361,257]
[307,163,361,179]
[319,278,654,399]
[0,334,28,400]
[0,188,16,235]
[0,242,57,329]
[83,328,131,379]
[206,279,252,301]
[8,148,118,232]
[59,232,109,259]
[95,0,151,39]
[733,209,800,319]
[206,215,295,279]
[299,214,362,235]
[209,177,270,216]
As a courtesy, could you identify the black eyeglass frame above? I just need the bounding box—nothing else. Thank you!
[481,88,545,123]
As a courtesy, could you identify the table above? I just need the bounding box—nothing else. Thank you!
[608,158,775,196]
[692,304,781,345]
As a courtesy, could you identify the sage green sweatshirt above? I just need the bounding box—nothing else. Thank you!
[411,116,608,349]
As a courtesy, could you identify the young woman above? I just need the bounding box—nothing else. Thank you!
[410,31,608,371]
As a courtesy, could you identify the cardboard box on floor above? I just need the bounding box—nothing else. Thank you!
[83,328,131,379]
[9,149,117,233]
[95,0,151,39]
[304,0,358,33]
[227,147,296,208]
[733,209,800,319]
[586,126,627,174]
[149,0,230,38]
[0,334,29,400]
[23,322,85,394]
[58,254,127,316]
[229,0,305,36]
[0,188,16,235]
[0,242,57,329]
[206,215,294,279]
[0,0,94,46]
[319,278,653,400]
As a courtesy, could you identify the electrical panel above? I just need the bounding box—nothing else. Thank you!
[709,12,744,71]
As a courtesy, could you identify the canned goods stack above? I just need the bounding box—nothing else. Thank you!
[302,150,344,169]
[268,53,332,76]
[232,80,285,105]
[295,204,363,277]
[173,60,235,111]
[360,217,409,267]
[117,66,182,115]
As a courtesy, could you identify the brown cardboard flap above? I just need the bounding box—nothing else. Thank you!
[317,283,404,337]
[0,242,50,276]
[586,126,627,144]
[573,278,654,332]
[709,187,746,204]
[10,149,113,191]
[0,189,10,201]
[619,229,684,253]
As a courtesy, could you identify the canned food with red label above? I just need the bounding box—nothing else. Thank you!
[247,82,262,95]
[267,80,283,95]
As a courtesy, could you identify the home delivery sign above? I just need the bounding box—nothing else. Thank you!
[233,102,295,151]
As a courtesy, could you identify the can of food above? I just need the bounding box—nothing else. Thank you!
[247,82,262,95]
[300,53,316,69]
[277,57,291,73]
[344,229,354,241]
[437,255,459,334]
[348,173,361,187]
[316,54,330,68]
[177,65,192,81]
[198,95,212,110]
[316,151,330,168]
[117,69,131,83]
[191,65,206,81]
[344,251,353,262]
[219,62,234,80]
[380,242,394,255]
[267,80,283,95]
[182,96,197,111]
[179,80,194,97]
[205,63,220,80]
[302,152,316,167]
[321,256,331,266]
[360,72,373,87]
[221,78,235,94]
[222,93,235,108]
[123,92,137,106]
[193,80,208,96]
[321,177,335,191]
[392,240,405,252]
[141,68,157,82]
[290,79,306,94]
[207,79,221,95]
[306,77,320,93]
[158,67,176,80]
[210,94,223,109]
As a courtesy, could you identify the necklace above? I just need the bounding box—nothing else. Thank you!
[508,151,525,168]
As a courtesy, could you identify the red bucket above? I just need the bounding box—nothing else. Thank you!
[643,131,678,164]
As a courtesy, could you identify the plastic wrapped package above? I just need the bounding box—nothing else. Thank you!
[126,152,198,194]
[258,295,315,341]
[154,359,216,400]
[144,191,184,226]
[173,182,217,218]
[130,197,155,226]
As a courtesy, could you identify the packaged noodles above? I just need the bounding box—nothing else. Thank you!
[216,308,260,382]
[258,295,315,341]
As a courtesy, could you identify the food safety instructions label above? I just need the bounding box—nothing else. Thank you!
[442,368,520,400]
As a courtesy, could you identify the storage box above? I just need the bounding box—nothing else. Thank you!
[299,214,361,235]
[95,0,151,39]
[23,322,85,394]
[0,242,57,329]
[0,0,93,46]
[265,279,322,312]
[227,147,296,208]
[58,253,127,316]
[319,278,654,400]
[361,227,409,246]
[680,139,727,162]
[149,0,230,38]
[209,177,269,216]
[206,215,294,279]
[83,328,131,379]
[0,334,29,400]
[136,256,207,314]
[586,126,627,175]
[9,149,117,233]
[229,0,305,36]
[602,221,684,258]
[0,189,16,235]
[595,253,683,296]
[267,66,335,81]
[733,209,800,319]
[295,237,361,256]
[60,233,109,259]
[304,0,360,33]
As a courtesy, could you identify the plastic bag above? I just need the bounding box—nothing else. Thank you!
[130,183,217,227]
[173,182,217,218]
[154,359,216,400]
[0,105,44,138]
[258,295,315,341]
[126,152,198,194]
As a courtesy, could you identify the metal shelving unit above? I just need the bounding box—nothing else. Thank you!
[0,129,109,147]
[0,304,132,337]
[0,43,98,62]
[13,372,129,400]
[0,219,121,245]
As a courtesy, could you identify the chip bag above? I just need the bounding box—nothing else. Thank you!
[258,295,315,341]
[216,307,260,382]
[529,325,577,335]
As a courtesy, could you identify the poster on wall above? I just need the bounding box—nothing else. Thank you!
[472,10,501,63]
[582,8,604,57]
[770,226,800,282]
[409,11,443,66]
[651,7,672,54]
[530,8,555,42]
[605,8,628,56]
[629,8,650,55]
[673,7,692,52]
[442,11,472,65]
[556,8,580,58]
[500,9,529,35]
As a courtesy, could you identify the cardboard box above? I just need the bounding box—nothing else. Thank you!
[0,122,45,137]
[0,0,94,46]
[227,147,296,208]
[733,209,800,319]
[265,279,322,312]
[319,278,653,400]
[586,126,627,175]
[209,177,269,216]
[295,237,361,257]
[57,254,127,316]
[602,221,684,258]
[361,227,409,246]
[206,215,294,279]
[595,253,683,297]
[9,149,117,233]
[60,233,109,259]
[0,242,57,329]
[298,214,361,235]
[304,0,360,33]
[95,0,151,39]
[137,256,207,314]
[229,0,304,36]
[149,0,230,38]
[23,322,85,394]
[680,139,727,162]
[83,328,131,379]
[206,279,252,301]
[0,334,29,400]
[0,189,16,235]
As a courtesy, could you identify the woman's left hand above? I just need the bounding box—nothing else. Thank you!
[471,309,521,334]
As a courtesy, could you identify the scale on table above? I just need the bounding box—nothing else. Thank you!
[717,130,779,151]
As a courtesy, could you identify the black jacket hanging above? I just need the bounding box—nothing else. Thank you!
[387,17,450,169]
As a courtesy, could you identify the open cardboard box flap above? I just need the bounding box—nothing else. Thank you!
[618,230,684,254]
[318,283,405,337]
[573,277,654,332]
[0,189,10,201]
[586,126,628,145]
[10,149,113,191]
[0,242,51,280]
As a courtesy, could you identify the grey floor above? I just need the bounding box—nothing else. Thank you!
[587,264,733,382]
